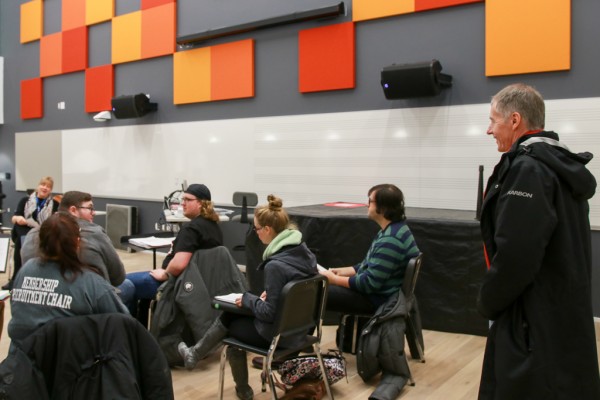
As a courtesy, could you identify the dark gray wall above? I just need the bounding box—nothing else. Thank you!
[2,0,600,314]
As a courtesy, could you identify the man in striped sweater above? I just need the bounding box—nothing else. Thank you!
[319,183,420,315]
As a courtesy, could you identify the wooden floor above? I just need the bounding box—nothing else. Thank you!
[1,248,599,399]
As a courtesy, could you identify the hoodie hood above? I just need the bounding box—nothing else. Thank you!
[516,131,596,201]
[264,242,317,276]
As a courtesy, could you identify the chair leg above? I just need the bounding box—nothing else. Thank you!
[313,343,334,400]
[261,357,268,392]
[339,314,349,355]
[218,344,229,400]
[266,353,279,400]
[405,315,425,362]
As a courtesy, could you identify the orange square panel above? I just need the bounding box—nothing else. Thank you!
[173,47,211,104]
[486,0,571,76]
[85,65,114,112]
[299,22,355,93]
[142,0,176,10]
[86,0,114,26]
[62,27,88,73]
[141,3,176,59]
[62,0,86,30]
[211,39,255,101]
[40,32,63,77]
[21,78,43,119]
[352,0,414,22]
[21,1,43,44]
[112,11,142,64]
[415,0,482,12]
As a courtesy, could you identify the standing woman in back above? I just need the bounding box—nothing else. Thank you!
[4,176,59,290]
[8,212,128,349]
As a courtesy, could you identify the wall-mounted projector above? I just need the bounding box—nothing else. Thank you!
[111,93,158,119]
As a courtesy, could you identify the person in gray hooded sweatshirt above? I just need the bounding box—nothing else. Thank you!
[20,190,125,288]
[178,194,318,400]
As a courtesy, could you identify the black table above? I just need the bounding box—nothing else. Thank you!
[246,204,488,336]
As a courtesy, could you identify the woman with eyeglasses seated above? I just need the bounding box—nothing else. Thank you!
[7,212,128,349]
[178,194,318,400]
[4,176,59,291]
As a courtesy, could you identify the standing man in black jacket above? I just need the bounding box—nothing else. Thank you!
[477,83,600,400]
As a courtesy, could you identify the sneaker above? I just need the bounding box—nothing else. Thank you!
[177,342,196,371]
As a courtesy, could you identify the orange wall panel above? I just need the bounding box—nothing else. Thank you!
[21,1,43,44]
[486,0,571,76]
[62,27,88,73]
[211,40,255,101]
[21,78,44,120]
[62,0,86,30]
[85,65,114,112]
[112,12,142,64]
[415,0,482,12]
[141,0,176,10]
[173,48,211,104]
[86,0,114,26]
[40,32,63,77]
[352,0,414,22]
[299,22,355,93]
[141,3,176,59]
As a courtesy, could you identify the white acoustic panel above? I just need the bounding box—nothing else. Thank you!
[16,97,600,228]
[106,204,138,251]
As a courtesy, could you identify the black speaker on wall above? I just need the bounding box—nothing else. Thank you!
[111,93,158,119]
[381,59,452,99]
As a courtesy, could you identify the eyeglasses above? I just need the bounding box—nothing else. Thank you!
[181,197,199,203]
[253,225,265,232]
[77,206,95,212]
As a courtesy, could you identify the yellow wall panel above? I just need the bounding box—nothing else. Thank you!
[173,48,211,104]
[112,12,142,64]
[486,0,570,76]
[21,1,43,44]
[353,0,414,22]
[86,0,114,26]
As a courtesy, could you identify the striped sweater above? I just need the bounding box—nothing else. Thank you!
[349,221,419,306]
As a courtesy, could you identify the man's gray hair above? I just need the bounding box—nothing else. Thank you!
[492,83,545,130]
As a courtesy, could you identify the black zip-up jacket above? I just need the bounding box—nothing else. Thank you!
[477,131,600,399]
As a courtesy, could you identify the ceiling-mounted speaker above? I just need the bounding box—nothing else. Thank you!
[111,93,158,119]
[381,59,452,99]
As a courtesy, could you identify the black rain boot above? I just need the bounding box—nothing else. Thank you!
[227,347,254,400]
[178,318,228,370]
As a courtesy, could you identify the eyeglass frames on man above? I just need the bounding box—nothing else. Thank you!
[77,206,95,212]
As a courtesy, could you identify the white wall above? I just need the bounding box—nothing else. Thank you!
[15,97,600,226]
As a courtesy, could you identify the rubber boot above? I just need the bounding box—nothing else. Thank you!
[227,347,254,400]
[178,318,228,370]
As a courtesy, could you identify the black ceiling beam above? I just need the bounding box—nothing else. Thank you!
[176,2,345,46]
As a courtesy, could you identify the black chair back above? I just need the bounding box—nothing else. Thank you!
[402,253,423,302]
[274,274,328,341]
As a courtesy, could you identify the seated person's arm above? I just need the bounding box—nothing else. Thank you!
[330,266,356,277]
[319,265,356,288]
[149,251,192,281]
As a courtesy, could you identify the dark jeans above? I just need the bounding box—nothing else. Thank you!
[326,285,376,315]
[222,314,270,348]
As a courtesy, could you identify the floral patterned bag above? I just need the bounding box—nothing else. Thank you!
[277,351,346,386]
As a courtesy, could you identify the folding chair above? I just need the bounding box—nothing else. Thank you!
[218,274,333,400]
[339,253,425,384]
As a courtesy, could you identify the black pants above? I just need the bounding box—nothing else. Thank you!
[325,285,376,315]
[222,314,270,348]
